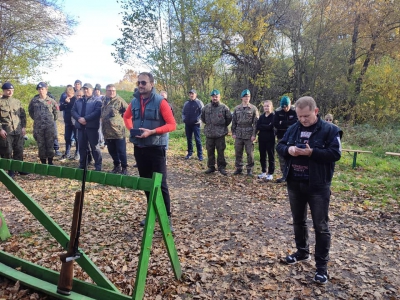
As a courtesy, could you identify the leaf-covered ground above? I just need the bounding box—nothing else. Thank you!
[1,137,400,299]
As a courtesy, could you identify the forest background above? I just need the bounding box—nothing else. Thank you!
[1,0,400,127]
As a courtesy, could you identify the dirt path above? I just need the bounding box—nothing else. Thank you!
[0,132,399,299]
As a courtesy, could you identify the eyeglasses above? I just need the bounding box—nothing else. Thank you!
[325,119,332,121]
[137,81,148,86]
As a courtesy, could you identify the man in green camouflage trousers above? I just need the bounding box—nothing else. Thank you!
[231,89,259,176]
[201,89,232,176]
[0,82,27,177]
[28,82,58,165]
[101,84,128,174]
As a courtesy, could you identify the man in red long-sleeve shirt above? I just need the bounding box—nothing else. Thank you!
[123,72,176,231]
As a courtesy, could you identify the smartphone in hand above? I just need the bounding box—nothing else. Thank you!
[295,143,306,149]
[130,128,143,137]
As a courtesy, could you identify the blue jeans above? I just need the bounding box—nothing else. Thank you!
[287,180,331,271]
[185,124,202,157]
[106,138,127,168]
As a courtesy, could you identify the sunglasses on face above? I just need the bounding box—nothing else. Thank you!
[137,81,148,86]
[325,119,332,121]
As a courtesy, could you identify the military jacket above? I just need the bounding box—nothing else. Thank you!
[0,96,27,135]
[201,102,232,138]
[101,95,128,139]
[231,103,259,139]
[28,96,58,131]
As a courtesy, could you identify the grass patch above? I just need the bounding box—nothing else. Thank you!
[173,123,400,207]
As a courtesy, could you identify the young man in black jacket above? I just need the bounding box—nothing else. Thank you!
[276,96,342,285]
[273,96,297,182]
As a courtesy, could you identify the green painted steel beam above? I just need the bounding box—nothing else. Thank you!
[0,158,152,191]
[133,173,182,300]
[0,262,96,300]
[0,169,118,292]
[0,211,11,241]
[0,251,131,300]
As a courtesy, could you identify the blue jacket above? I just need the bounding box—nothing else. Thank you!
[276,116,342,187]
[182,98,204,125]
[130,88,168,147]
[71,95,102,130]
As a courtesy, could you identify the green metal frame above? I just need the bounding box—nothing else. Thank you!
[0,159,181,300]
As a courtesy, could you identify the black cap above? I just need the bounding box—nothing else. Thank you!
[82,83,93,89]
[74,80,82,85]
[94,84,101,91]
[36,82,48,89]
[1,82,14,90]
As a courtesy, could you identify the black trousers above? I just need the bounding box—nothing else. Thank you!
[258,139,275,174]
[134,146,171,216]
[77,128,102,171]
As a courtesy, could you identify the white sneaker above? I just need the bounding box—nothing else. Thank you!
[258,173,267,179]
[266,174,273,180]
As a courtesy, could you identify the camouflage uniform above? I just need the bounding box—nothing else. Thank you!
[28,96,58,159]
[101,95,128,170]
[201,102,232,170]
[101,95,128,139]
[231,103,259,172]
[0,96,26,160]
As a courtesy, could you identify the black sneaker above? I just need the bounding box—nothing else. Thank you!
[111,166,121,174]
[121,167,128,175]
[219,168,227,176]
[185,154,192,159]
[314,269,328,284]
[140,219,146,227]
[276,177,286,183]
[205,167,216,174]
[285,251,311,264]
[233,169,242,175]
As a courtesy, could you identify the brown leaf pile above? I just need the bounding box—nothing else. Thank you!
[1,136,400,299]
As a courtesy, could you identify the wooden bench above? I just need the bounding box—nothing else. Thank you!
[385,152,400,157]
[342,149,373,169]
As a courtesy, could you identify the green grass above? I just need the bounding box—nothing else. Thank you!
[172,123,400,208]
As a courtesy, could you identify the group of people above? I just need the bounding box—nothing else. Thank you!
[182,89,297,181]
[182,88,342,284]
[0,74,342,285]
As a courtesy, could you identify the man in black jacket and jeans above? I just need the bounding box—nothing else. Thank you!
[71,83,102,171]
[276,96,342,285]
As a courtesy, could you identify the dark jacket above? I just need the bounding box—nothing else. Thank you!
[276,117,342,187]
[273,106,297,139]
[59,95,76,125]
[182,98,203,125]
[256,112,275,142]
[71,95,102,130]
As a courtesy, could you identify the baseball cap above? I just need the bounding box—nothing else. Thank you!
[280,96,290,108]
[210,89,220,96]
[36,82,48,89]
[94,84,101,91]
[241,89,250,97]
[82,83,93,89]
[1,82,14,90]
[74,80,82,85]
[189,89,197,94]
